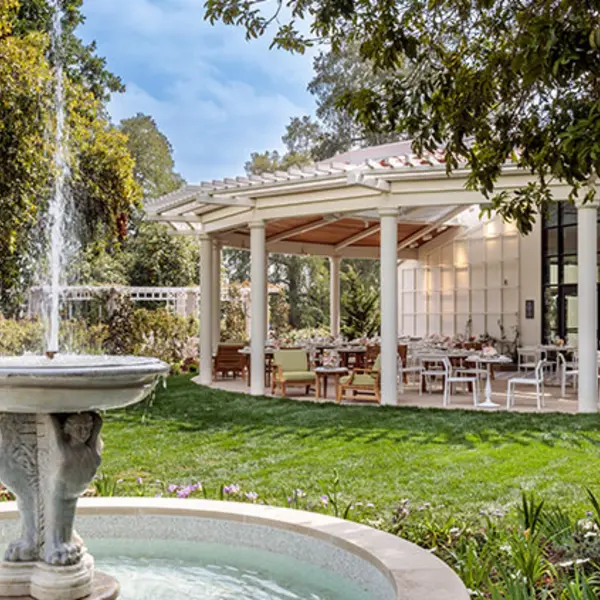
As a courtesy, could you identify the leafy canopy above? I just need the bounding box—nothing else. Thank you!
[120,114,185,200]
[341,265,380,339]
[13,0,123,100]
[0,1,140,313]
[205,0,600,233]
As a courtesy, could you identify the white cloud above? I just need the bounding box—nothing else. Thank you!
[79,0,317,182]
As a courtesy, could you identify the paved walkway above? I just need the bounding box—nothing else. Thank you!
[196,374,581,413]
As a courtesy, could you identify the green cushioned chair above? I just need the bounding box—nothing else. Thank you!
[271,349,315,397]
[337,355,381,404]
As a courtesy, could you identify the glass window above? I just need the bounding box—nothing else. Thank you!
[548,256,559,285]
[564,256,577,284]
[545,228,559,255]
[563,225,577,255]
[562,203,577,226]
[546,203,559,227]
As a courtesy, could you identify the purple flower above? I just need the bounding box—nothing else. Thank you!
[167,484,178,494]
[223,484,240,495]
[155,493,162,498]
[320,495,328,507]
[136,477,143,485]
[177,486,193,499]
[245,492,258,502]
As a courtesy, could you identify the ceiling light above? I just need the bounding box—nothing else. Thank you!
[409,242,419,249]
[437,226,448,232]
[422,234,433,241]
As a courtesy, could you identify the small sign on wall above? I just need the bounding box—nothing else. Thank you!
[525,300,535,320]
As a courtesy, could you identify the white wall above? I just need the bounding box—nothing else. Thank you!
[398,212,528,343]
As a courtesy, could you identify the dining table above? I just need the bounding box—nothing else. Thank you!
[466,354,512,408]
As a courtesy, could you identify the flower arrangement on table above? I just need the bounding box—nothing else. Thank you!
[321,350,340,368]
[554,338,565,347]
[482,345,498,357]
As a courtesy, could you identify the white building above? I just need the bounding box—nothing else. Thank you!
[145,141,598,412]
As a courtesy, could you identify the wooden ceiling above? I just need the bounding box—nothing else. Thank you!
[232,217,454,250]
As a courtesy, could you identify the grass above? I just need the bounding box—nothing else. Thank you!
[100,375,600,515]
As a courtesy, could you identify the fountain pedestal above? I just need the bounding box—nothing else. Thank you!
[0,413,118,600]
[0,355,170,600]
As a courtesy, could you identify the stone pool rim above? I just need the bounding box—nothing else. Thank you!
[0,498,469,600]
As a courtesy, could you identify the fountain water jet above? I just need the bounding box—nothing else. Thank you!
[46,0,69,355]
[0,3,169,598]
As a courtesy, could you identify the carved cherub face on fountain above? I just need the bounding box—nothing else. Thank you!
[64,413,94,445]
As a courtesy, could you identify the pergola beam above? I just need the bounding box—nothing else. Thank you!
[397,206,467,250]
[267,217,333,244]
[334,223,381,251]
[146,215,203,223]
[146,186,255,215]
[347,170,391,192]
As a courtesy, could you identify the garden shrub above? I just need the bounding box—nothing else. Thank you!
[131,308,198,364]
[0,308,198,365]
[0,317,108,355]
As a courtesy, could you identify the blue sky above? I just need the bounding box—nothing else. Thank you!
[78,0,317,183]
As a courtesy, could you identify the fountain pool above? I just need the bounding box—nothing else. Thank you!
[0,499,470,600]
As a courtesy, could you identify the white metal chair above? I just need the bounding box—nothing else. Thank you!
[517,347,545,374]
[506,360,547,410]
[442,357,478,407]
[455,358,487,397]
[398,355,424,394]
[557,352,578,397]
[419,355,447,395]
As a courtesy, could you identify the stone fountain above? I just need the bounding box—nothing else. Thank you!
[0,355,169,599]
[0,2,170,598]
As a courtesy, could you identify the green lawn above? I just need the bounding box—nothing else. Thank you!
[101,375,600,515]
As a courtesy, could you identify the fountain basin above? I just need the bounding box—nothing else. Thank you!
[0,499,469,600]
[0,356,170,413]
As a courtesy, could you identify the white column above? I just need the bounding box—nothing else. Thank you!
[212,241,221,350]
[250,221,266,395]
[379,208,399,406]
[330,256,341,338]
[199,234,213,386]
[264,251,269,339]
[577,201,598,413]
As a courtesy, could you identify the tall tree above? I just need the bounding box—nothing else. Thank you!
[0,0,53,312]
[120,114,184,200]
[112,113,199,288]
[244,149,312,175]
[13,0,123,101]
[340,265,380,339]
[126,223,199,288]
[206,0,600,233]
[306,42,401,160]
[0,1,140,313]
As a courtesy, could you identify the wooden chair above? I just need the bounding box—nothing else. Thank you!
[337,355,381,404]
[213,343,245,380]
[271,349,316,397]
[365,344,381,368]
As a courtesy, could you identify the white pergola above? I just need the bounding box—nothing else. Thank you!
[145,148,599,412]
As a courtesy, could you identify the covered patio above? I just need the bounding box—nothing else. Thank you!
[145,148,599,413]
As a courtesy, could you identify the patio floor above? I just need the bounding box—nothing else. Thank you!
[196,374,581,413]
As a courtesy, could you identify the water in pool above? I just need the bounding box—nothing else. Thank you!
[88,539,374,599]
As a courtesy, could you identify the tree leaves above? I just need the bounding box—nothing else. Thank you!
[205,0,600,232]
